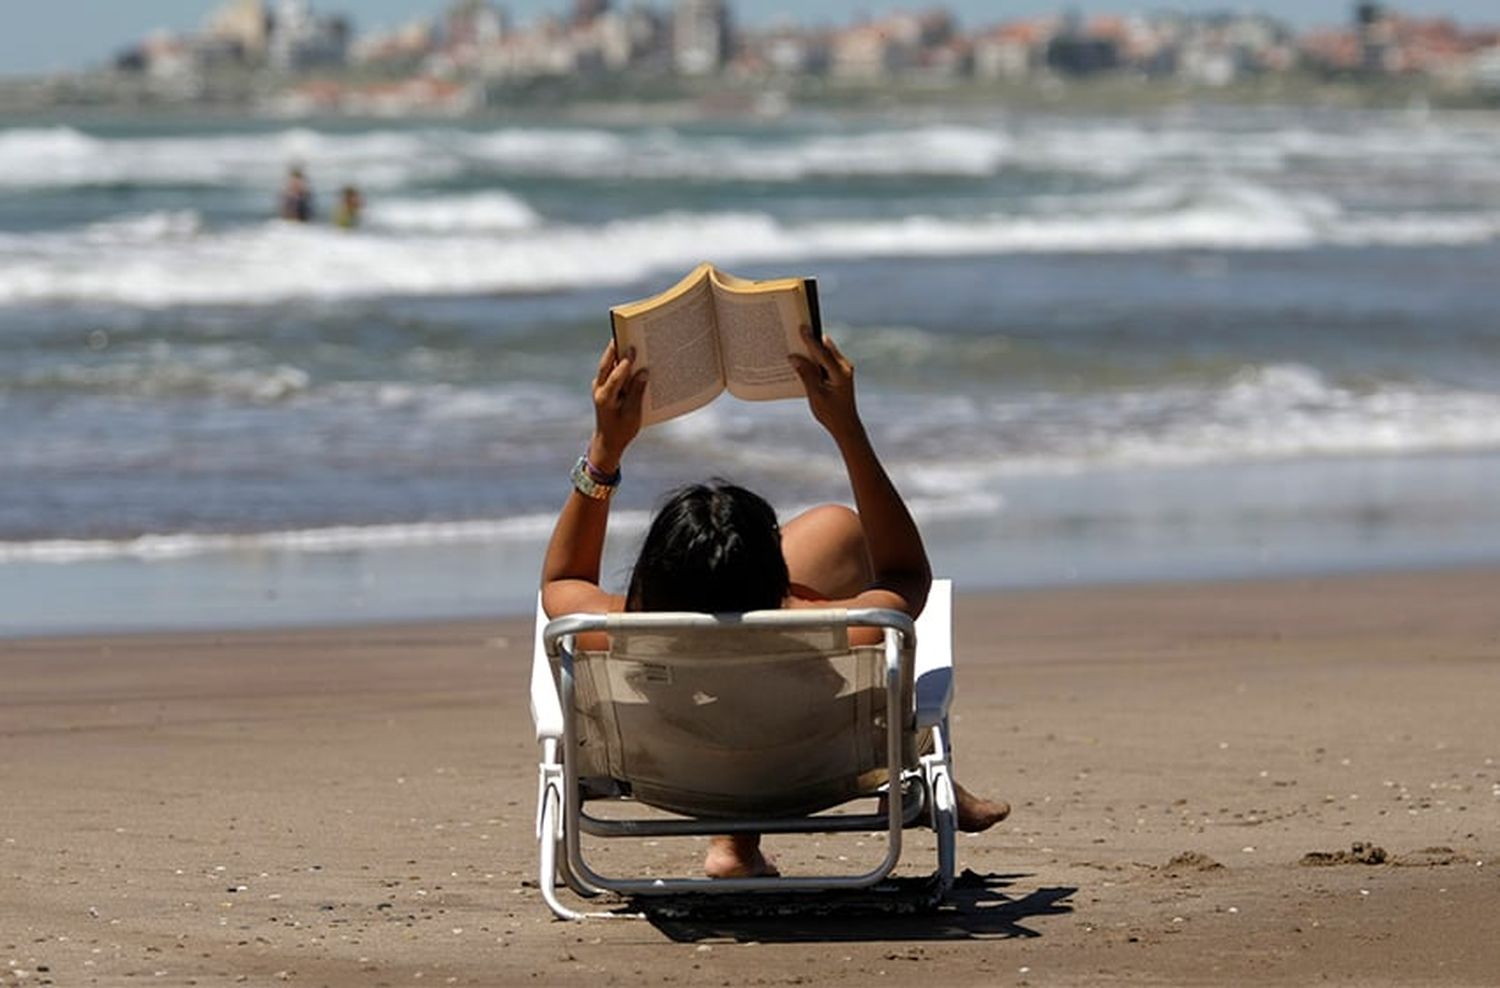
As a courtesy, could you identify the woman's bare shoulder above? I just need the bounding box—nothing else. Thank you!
[542,579,626,619]
[786,586,909,613]
[786,587,911,646]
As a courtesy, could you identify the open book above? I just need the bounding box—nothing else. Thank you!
[610,263,822,426]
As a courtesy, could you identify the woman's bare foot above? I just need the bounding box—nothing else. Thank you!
[954,783,1010,833]
[704,835,780,878]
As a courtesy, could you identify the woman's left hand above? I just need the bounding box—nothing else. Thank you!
[590,339,649,471]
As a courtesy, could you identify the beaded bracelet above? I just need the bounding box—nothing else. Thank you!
[582,456,621,486]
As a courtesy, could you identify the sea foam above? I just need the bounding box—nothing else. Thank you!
[365,190,540,233]
[0,513,636,565]
[6,118,1500,189]
[4,189,1499,307]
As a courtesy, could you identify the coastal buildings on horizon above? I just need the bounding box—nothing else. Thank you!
[8,0,1500,113]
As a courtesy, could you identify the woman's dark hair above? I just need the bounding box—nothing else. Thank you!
[627,481,789,613]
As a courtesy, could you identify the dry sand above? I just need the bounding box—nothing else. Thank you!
[3,568,1499,986]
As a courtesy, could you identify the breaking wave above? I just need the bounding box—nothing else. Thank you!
[6,357,1500,560]
[6,116,1500,191]
[4,186,1499,306]
[364,190,540,233]
[0,123,1016,188]
[0,514,582,564]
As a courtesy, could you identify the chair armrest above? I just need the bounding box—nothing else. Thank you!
[530,593,565,741]
[913,579,954,729]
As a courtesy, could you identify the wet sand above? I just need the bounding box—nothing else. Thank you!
[3,568,1499,986]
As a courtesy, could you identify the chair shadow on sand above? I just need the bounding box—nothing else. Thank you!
[645,871,1077,943]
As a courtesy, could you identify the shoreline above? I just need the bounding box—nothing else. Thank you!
[4,567,1498,984]
[4,554,1500,642]
[11,439,1500,640]
[8,487,1500,637]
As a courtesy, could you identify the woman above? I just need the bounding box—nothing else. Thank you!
[541,327,1009,878]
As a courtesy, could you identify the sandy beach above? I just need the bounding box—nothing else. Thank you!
[3,568,1499,986]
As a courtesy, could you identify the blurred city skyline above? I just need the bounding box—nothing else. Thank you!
[3,0,1496,76]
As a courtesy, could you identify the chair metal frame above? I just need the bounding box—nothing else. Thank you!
[530,581,958,921]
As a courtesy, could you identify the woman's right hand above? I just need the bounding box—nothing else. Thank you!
[789,325,863,442]
[590,339,648,472]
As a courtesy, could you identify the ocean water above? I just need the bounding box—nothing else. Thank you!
[3,107,1500,634]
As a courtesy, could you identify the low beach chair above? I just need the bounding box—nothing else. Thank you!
[529,580,959,921]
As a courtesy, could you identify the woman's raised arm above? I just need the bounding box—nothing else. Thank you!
[539,340,648,618]
[788,327,931,618]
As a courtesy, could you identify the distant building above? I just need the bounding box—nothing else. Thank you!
[1473,46,1500,91]
[141,31,197,82]
[97,0,1500,108]
[752,25,830,77]
[830,18,920,82]
[444,0,505,50]
[674,0,731,75]
[586,7,664,72]
[269,0,350,72]
[915,37,972,83]
[623,5,672,71]
[573,0,611,27]
[1357,1,1398,72]
[1299,26,1362,73]
[350,19,437,67]
[206,0,271,63]
[1046,14,1120,76]
[973,21,1050,81]
[427,0,506,73]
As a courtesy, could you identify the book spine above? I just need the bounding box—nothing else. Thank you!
[802,278,823,339]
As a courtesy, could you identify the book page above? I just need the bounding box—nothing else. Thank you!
[717,287,812,402]
[614,275,724,425]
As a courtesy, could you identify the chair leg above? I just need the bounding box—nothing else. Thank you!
[537,776,644,921]
[538,780,590,921]
[932,774,957,894]
[539,808,584,897]
[923,721,958,895]
[553,831,604,899]
[538,741,604,899]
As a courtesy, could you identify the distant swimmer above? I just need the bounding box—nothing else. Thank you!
[333,185,363,229]
[278,166,314,223]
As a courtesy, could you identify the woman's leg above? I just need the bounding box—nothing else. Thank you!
[783,504,1012,834]
[781,503,873,601]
